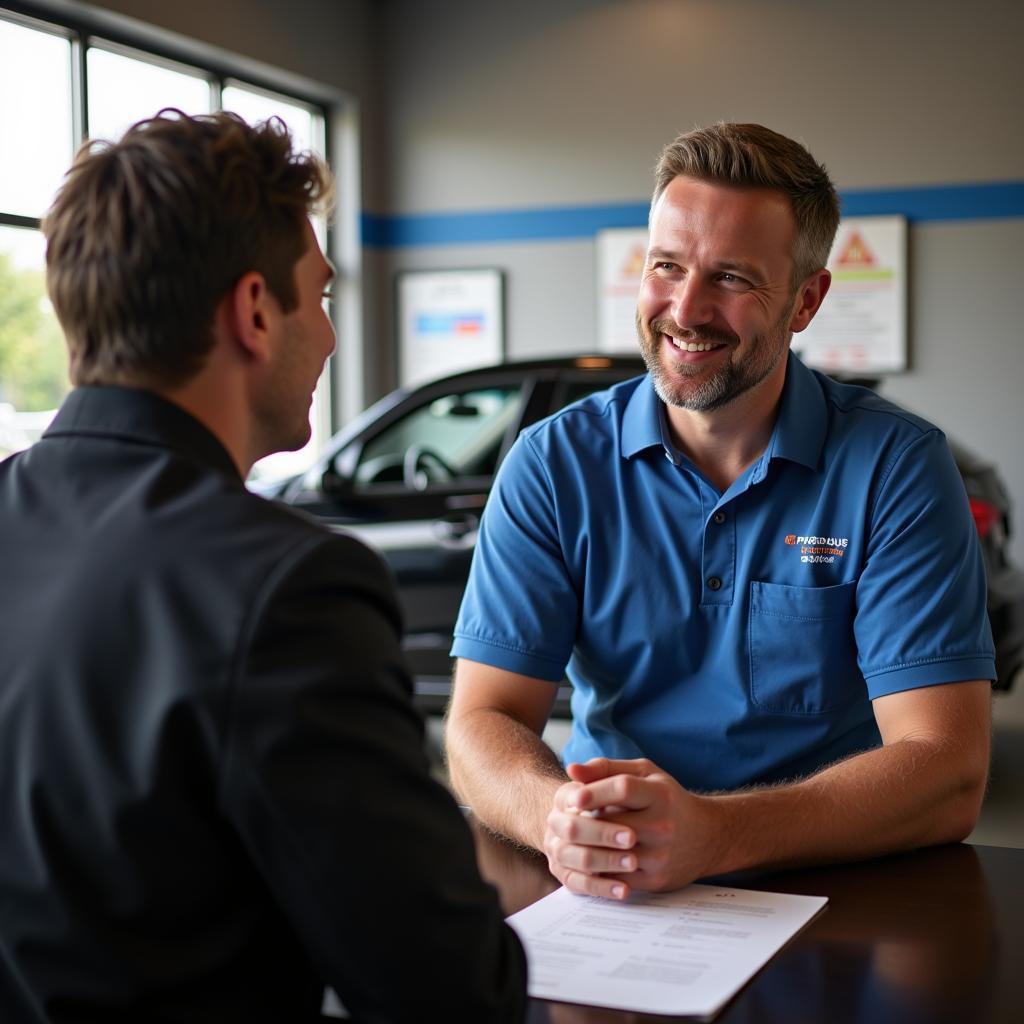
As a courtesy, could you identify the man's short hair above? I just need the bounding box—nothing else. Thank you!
[43,109,334,388]
[652,123,840,283]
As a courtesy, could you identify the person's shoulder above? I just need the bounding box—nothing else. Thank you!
[220,482,387,570]
[814,371,942,442]
[139,467,388,608]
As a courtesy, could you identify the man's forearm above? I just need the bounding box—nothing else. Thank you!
[445,707,567,850]
[703,732,989,877]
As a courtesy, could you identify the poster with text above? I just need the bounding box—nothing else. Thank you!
[796,215,908,374]
[397,269,504,388]
[597,227,648,353]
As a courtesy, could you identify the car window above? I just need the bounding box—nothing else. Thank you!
[555,370,641,410]
[353,386,523,491]
[560,380,613,407]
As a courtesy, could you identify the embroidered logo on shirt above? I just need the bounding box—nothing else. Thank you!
[784,534,848,564]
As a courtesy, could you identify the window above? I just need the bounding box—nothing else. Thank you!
[0,17,72,219]
[86,44,213,142]
[0,6,333,473]
[354,387,524,491]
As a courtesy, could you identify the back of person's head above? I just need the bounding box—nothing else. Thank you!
[653,122,840,283]
[43,109,333,389]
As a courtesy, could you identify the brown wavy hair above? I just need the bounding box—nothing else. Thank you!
[43,109,333,388]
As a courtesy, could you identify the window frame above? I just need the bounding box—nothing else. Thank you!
[0,0,341,451]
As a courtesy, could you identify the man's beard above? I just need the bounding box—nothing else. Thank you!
[636,308,793,413]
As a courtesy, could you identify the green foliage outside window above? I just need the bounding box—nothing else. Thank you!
[0,250,68,412]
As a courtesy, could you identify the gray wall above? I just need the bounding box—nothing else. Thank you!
[375,0,1024,572]
[381,0,1023,209]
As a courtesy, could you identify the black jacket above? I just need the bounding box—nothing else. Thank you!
[0,386,526,1023]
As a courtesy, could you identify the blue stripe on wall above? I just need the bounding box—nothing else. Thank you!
[361,201,649,247]
[839,182,1024,221]
[361,180,1024,248]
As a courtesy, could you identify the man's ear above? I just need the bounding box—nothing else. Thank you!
[224,271,276,363]
[789,268,832,334]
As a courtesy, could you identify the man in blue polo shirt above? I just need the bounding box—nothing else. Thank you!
[445,123,994,900]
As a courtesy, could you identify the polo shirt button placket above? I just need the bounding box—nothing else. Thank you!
[701,491,733,604]
[705,513,727,595]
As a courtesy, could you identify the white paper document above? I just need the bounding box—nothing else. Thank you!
[507,884,827,1018]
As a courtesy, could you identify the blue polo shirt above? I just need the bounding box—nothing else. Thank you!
[452,354,995,790]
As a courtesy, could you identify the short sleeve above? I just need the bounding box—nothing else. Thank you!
[855,430,996,697]
[451,432,579,681]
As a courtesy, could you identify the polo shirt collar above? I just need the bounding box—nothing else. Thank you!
[619,352,827,472]
[621,374,666,459]
[767,352,827,471]
[44,385,241,480]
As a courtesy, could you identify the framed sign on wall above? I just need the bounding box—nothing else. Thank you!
[396,268,505,388]
[596,226,648,353]
[796,215,908,374]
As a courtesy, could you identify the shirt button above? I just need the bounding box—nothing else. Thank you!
[713,511,726,525]
[707,576,722,591]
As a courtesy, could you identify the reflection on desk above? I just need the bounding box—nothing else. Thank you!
[471,820,1021,1024]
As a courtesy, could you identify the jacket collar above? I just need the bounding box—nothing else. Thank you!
[44,386,241,480]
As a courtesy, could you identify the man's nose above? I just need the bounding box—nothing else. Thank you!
[670,277,714,329]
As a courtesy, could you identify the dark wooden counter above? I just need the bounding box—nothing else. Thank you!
[472,824,1022,1023]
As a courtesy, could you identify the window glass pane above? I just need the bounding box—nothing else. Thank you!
[353,387,523,490]
[221,83,323,157]
[86,45,211,143]
[0,18,73,218]
[0,226,68,457]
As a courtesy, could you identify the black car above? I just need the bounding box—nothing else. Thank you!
[256,356,1023,710]
[255,355,642,711]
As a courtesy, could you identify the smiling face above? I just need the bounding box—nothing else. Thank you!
[637,176,814,415]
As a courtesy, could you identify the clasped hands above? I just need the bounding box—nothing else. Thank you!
[542,757,717,900]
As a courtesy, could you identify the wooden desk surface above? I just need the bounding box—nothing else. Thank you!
[472,825,1023,1023]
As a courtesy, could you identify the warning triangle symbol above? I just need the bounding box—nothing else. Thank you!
[835,230,876,268]
[621,244,646,277]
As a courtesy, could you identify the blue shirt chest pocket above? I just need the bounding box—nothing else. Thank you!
[748,580,862,714]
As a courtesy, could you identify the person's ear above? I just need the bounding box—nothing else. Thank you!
[227,271,276,363]
[789,268,832,333]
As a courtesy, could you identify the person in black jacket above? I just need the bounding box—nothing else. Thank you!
[0,109,526,1023]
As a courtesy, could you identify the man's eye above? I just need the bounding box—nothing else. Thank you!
[654,261,677,272]
[718,273,750,288]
